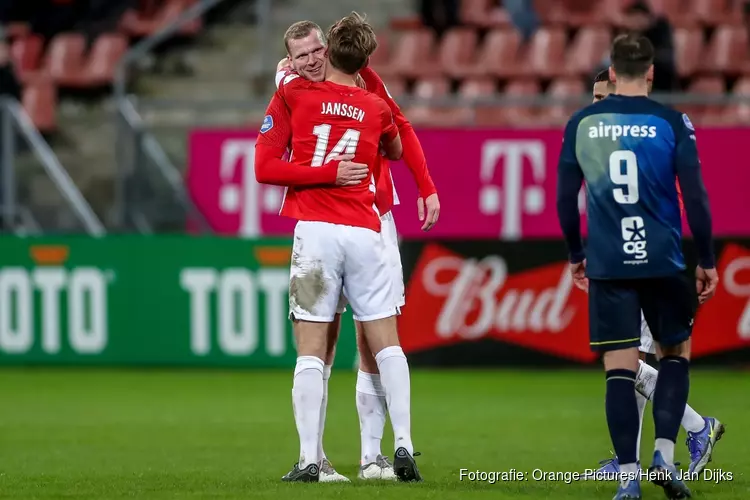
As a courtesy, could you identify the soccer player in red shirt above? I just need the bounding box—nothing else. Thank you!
[588,70,724,478]
[256,20,436,482]
[255,13,421,483]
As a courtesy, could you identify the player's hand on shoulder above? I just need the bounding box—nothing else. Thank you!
[328,154,369,186]
[418,193,440,232]
[695,266,719,304]
[569,260,589,292]
[277,58,292,72]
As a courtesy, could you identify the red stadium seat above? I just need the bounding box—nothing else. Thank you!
[673,27,704,78]
[413,77,450,99]
[407,78,472,126]
[701,26,748,76]
[22,79,57,132]
[537,0,624,27]
[380,76,406,100]
[120,0,201,37]
[44,33,88,87]
[389,15,423,31]
[458,78,497,99]
[6,22,31,40]
[368,33,391,69]
[10,35,44,84]
[564,27,611,77]
[406,105,474,127]
[543,77,586,125]
[371,29,436,79]
[85,34,129,86]
[729,77,750,124]
[451,28,522,80]
[681,76,725,124]
[476,79,540,126]
[518,27,567,79]
[652,0,699,28]
[440,28,479,79]
[692,0,739,26]
[461,0,511,28]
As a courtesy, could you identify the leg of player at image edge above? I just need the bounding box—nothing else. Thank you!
[589,360,725,479]
[316,364,352,482]
[356,369,397,480]
[375,346,422,482]
[647,355,693,499]
[282,356,325,482]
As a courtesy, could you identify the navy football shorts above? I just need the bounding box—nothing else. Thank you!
[588,274,696,353]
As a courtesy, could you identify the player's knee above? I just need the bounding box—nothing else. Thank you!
[360,316,399,354]
[658,339,690,361]
[602,347,640,372]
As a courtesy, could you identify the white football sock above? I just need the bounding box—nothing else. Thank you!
[635,359,658,399]
[620,462,639,488]
[317,365,332,462]
[635,390,647,461]
[681,404,705,433]
[636,360,705,434]
[655,438,675,465]
[292,356,324,469]
[356,370,387,465]
[375,346,413,455]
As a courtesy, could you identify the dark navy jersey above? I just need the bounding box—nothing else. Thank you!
[557,94,715,279]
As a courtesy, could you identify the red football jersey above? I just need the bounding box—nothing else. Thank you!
[359,67,436,214]
[276,73,399,232]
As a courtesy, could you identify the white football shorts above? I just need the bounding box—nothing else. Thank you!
[289,220,397,322]
[639,311,656,354]
[335,211,405,316]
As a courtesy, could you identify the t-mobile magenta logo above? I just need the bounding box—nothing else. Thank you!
[479,140,546,240]
[218,139,284,237]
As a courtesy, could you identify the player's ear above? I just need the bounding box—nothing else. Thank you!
[608,66,616,84]
[646,64,654,83]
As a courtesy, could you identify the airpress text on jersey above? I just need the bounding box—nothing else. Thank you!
[588,122,657,140]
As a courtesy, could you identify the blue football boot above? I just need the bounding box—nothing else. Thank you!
[648,450,691,499]
[686,417,725,475]
[613,478,642,500]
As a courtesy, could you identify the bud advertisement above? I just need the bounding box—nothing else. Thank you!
[187,128,750,239]
[0,237,357,367]
[397,239,750,366]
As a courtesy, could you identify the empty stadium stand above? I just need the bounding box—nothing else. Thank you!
[382,0,750,125]
[7,0,200,132]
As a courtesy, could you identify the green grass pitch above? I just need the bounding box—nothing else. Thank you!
[1,368,747,499]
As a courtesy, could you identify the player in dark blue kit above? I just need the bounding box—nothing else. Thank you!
[556,34,719,500]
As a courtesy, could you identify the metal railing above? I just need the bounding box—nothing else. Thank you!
[113,0,229,232]
[0,98,105,236]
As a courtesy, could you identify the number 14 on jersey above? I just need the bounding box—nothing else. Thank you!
[311,124,361,167]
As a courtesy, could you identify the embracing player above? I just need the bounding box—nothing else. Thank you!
[255,12,422,483]
[557,35,718,499]
[256,17,438,482]
[589,69,725,478]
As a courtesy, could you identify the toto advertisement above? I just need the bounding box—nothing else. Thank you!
[187,128,749,239]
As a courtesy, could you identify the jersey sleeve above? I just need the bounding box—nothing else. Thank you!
[360,67,436,198]
[275,70,308,109]
[254,92,338,187]
[378,98,399,143]
[672,112,715,268]
[556,116,585,264]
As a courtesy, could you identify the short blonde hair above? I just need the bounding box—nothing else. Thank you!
[283,20,326,54]
[325,12,377,75]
